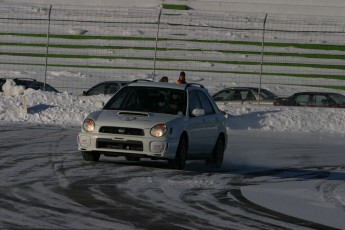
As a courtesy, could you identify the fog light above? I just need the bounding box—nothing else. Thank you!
[78,135,91,147]
[150,141,165,153]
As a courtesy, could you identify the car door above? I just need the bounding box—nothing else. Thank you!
[187,90,218,155]
[197,90,219,152]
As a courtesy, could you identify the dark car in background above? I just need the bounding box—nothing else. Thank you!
[83,81,128,96]
[273,92,345,108]
[0,78,59,93]
[212,87,277,105]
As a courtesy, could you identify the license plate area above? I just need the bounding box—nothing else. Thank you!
[96,138,143,151]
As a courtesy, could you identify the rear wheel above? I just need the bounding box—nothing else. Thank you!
[82,151,100,162]
[168,134,188,170]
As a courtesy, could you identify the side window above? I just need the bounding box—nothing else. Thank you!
[295,95,309,106]
[197,91,215,115]
[259,90,267,99]
[312,95,327,106]
[213,90,230,101]
[107,84,120,94]
[239,90,247,100]
[189,90,202,114]
[88,83,106,95]
[240,90,255,100]
[330,94,345,105]
[233,90,242,100]
[29,82,41,90]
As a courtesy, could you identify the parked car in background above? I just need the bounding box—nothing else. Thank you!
[82,80,128,96]
[78,80,228,170]
[0,78,59,93]
[212,87,277,105]
[273,92,345,108]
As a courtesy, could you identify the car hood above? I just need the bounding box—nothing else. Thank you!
[89,110,182,129]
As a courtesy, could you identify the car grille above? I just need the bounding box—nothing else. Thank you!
[97,138,143,151]
[99,126,144,136]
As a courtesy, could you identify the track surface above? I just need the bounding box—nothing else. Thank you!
[0,125,343,230]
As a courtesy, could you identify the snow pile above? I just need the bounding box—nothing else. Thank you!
[1,81,345,135]
[221,104,345,134]
[0,87,110,125]
[2,79,25,96]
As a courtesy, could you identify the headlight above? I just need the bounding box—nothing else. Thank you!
[150,124,167,137]
[83,118,95,132]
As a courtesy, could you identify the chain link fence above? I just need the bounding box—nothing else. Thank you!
[1,2,345,95]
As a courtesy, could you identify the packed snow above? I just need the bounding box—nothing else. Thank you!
[1,78,345,134]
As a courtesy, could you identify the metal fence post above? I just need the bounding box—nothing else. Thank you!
[258,13,267,104]
[152,8,162,81]
[44,4,52,90]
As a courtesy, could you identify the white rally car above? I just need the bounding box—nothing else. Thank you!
[77,80,228,170]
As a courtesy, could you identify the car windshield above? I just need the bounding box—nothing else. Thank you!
[104,86,187,115]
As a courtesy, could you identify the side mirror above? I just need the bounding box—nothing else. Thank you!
[192,108,205,117]
[95,101,104,109]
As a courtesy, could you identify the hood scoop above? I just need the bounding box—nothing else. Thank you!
[117,111,151,117]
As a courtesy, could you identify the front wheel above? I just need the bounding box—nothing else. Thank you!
[207,136,225,168]
[168,134,188,170]
[82,151,100,162]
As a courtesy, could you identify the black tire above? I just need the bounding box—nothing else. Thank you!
[125,156,140,161]
[168,134,188,170]
[208,135,225,168]
[82,151,100,162]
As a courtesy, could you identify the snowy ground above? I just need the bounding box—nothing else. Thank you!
[0,82,344,229]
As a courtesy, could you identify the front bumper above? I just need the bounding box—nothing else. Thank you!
[77,132,178,159]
